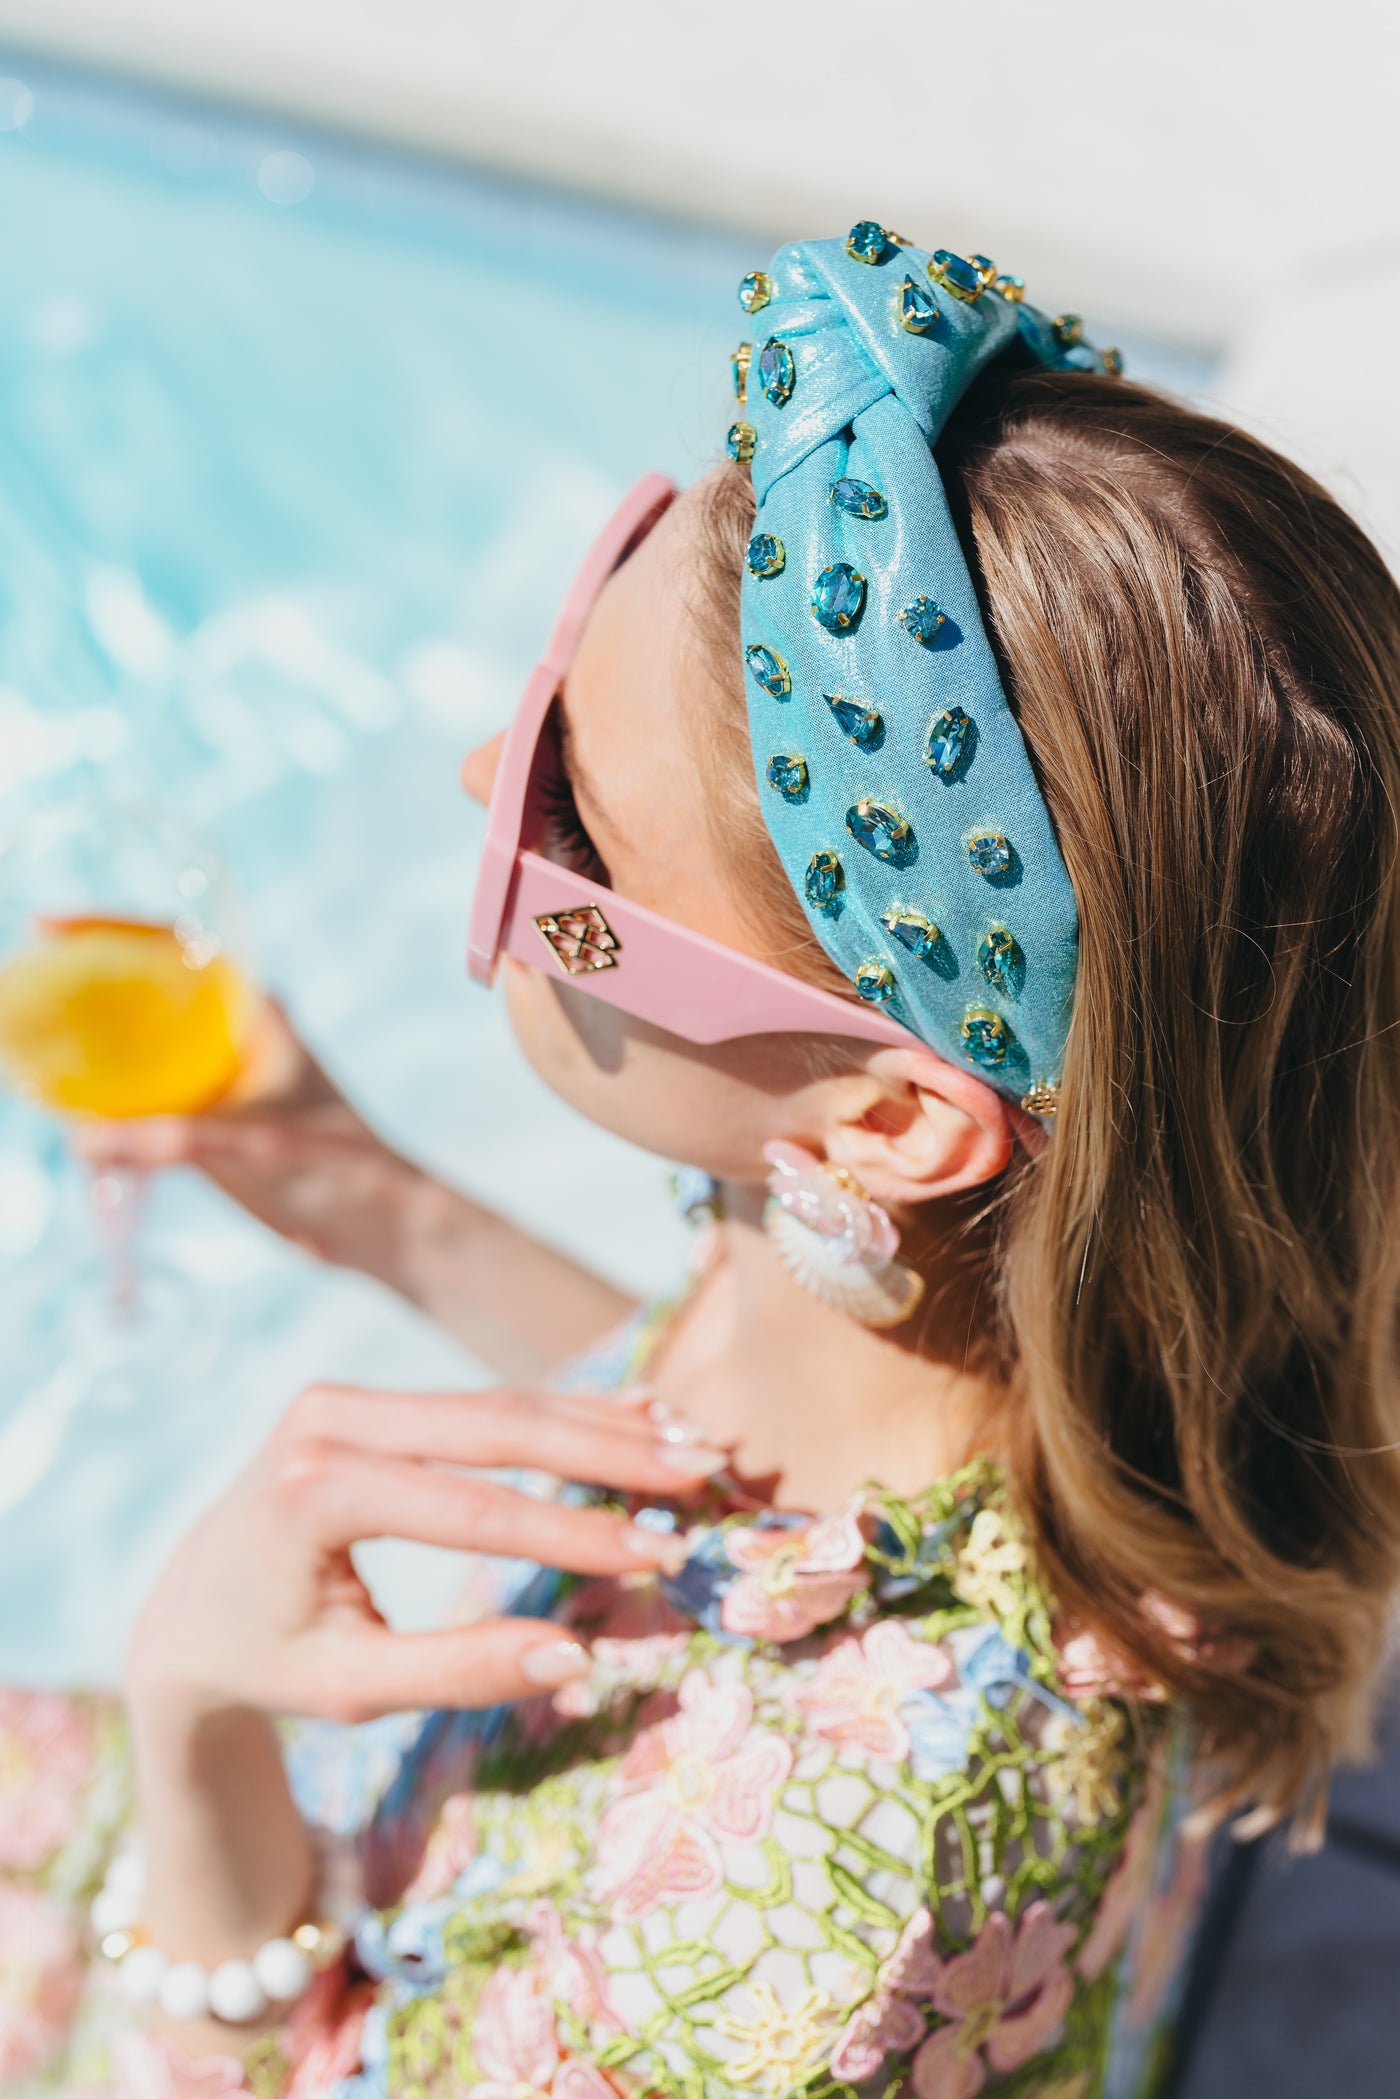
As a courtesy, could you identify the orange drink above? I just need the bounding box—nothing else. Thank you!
[0,917,254,1118]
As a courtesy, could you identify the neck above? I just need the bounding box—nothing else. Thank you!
[648,1181,1008,1513]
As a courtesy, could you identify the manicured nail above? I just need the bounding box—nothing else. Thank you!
[657,1442,728,1475]
[521,1638,590,1686]
[623,1526,689,1574]
[648,1404,713,1445]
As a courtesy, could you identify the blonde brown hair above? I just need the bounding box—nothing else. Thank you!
[690,368,1400,1834]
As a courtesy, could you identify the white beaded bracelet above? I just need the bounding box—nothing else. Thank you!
[92,1835,359,2027]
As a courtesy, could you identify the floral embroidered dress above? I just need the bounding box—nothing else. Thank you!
[0,1299,1208,2099]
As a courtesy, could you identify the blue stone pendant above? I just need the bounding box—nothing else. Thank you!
[977,924,1020,994]
[746,533,785,578]
[812,562,867,633]
[805,848,844,910]
[766,753,809,801]
[738,270,774,313]
[882,904,941,960]
[925,706,972,776]
[847,797,913,861]
[962,1007,1011,1067]
[727,422,756,463]
[928,250,985,303]
[758,337,795,407]
[855,959,897,1004]
[745,644,791,697]
[846,220,890,265]
[967,831,1012,878]
[898,277,941,335]
[732,341,751,402]
[900,596,947,645]
[824,693,882,745]
[829,477,887,520]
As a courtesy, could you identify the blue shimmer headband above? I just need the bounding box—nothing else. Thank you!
[731,227,1116,1114]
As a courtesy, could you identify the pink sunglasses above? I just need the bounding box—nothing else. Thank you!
[467,473,919,1052]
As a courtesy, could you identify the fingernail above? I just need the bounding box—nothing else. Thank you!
[521,1639,590,1686]
[648,1405,713,1445]
[623,1527,690,1575]
[657,1442,729,1475]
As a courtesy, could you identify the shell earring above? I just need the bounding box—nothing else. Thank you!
[761,1141,925,1330]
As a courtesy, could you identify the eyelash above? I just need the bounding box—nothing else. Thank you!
[538,770,609,883]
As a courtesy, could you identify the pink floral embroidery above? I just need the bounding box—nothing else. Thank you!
[0,1691,94,1870]
[283,1970,373,2097]
[721,1499,868,1643]
[468,1905,620,2099]
[402,1790,477,1903]
[831,1907,942,2080]
[552,1632,690,1721]
[910,1903,1075,2099]
[0,1883,81,2084]
[593,1668,793,1918]
[112,2033,250,2096]
[795,1622,954,1761]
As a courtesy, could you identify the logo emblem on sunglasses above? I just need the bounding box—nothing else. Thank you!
[533,905,621,975]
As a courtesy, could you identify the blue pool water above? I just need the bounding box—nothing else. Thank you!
[0,56,1213,1685]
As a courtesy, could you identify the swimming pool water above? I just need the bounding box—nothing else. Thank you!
[0,54,1214,1685]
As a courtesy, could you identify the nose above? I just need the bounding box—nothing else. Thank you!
[461,732,504,809]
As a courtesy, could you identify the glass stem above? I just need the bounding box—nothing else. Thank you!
[88,1165,150,1324]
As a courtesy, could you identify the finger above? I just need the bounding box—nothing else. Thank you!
[288,1616,594,1723]
[284,1383,730,1493]
[270,1445,693,1571]
[73,1116,197,1168]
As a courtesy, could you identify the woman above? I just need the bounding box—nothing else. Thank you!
[9,226,1400,2099]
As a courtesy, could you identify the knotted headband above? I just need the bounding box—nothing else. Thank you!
[732,226,1118,1113]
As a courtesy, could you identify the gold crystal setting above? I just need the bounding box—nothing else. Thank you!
[534,905,621,976]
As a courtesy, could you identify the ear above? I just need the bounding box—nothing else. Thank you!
[823,1046,1018,1203]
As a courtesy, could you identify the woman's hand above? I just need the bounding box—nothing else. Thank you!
[74,1001,438,1282]
[76,1003,637,1378]
[128,1378,721,1724]
[125,1380,723,1980]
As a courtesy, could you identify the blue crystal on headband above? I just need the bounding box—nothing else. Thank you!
[967,832,1012,878]
[766,753,808,801]
[830,477,887,520]
[925,706,972,776]
[847,798,912,861]
[727,422,756,463]
[731,342,751,401]
[745,644,790,697]
[734,230,1084,1105]
[846,220,890,265]
[929,250,985,302]
[978,924,1020,994]
[747,533,785,578]
[900,596,947,645]
[738,270,773,313]
[962,1007,1011,1068]
[812,563,867,633]
[824,694,881,745]
[855,959,896,1003]
[882,904,940,960]
[898,277,941,336]
[758,338,795,407]
[805,848,844,910]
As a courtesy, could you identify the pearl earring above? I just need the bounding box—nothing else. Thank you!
[761,1141,924,1330]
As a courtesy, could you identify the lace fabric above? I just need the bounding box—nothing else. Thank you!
[0,1295,1208,2099]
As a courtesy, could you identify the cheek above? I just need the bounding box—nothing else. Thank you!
[499,960,774,1180]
